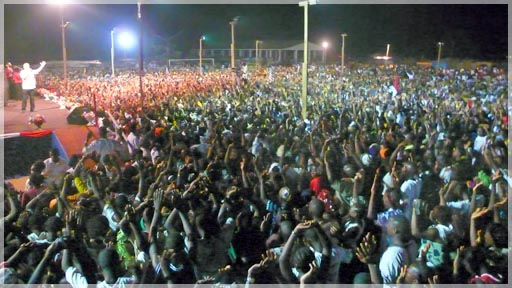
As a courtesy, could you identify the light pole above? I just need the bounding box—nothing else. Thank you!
[138,2,144,108]
[385,43,390,67]
[230,17,239,69]
[111,28,116,77]
[437,42,444,70]
[59,6,69,84]
[322,41,329,64]
[341,33,347,75]
[112,30,136,77]
[199,35,205,73]
[299,0,317,120]
[256,40,262,66]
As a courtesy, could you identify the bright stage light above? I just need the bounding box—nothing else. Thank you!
[117,31,136,50]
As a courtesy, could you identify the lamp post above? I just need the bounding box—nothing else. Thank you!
[59,6,69,84]
[199,35,205,73]
[111,28,116,77]
[230,17,239,69]
[138,2,144,109]
[340,33,347,75]
[299,0,317,120]
[256,40,262,66]
[322,41,329,64]
[385,43,390,68]
[437,42,444,70]
[112,30,136,77]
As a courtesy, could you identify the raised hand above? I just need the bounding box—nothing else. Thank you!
[355,233,378,264]
[420,241,431,260]
[370,167,381,194]
[124,205,137,223]
[299,260,319,284]
[495,196,508,208]
[471,207,490,220]
[292,220,315,236]
[472,182,484,194]
[261,250,278,267]
[396,265,408,284]
[218,264,232,275]
[427,275,439,286]
[453,245,464,273]
[153,188,164,210]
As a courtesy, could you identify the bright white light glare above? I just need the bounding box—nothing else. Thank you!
[375,56,392,60]
[48,0,71,4]
[322,41,329,49]
[117,31,136,50]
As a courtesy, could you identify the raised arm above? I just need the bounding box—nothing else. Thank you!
[3,190,19,223]
[253,157,267,204]
[367,168,381,220]
[352,169,365,207]
[33,61,46,74]
[355,233,382,284]
[28,239,64,284]
[279,222,310,283]
[149,189,164,270]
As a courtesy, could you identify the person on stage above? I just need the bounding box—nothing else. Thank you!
[20,61,46,112]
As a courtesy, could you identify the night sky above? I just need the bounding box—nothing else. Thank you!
[4,3,508,64]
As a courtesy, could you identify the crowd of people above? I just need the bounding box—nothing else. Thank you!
[2,60,509,286]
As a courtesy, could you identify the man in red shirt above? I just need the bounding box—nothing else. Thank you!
[11,66,23,100]
[4,62,14,105]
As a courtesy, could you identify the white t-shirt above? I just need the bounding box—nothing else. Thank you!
[125,132,140,155]
[473,135,487,153]
[400,178,422,220]
[42,157,69,187]
[439,166,453,184]
[379,246,410,284]
[65,266,136,288]
[102,204,119,232]
[20,63,45,90]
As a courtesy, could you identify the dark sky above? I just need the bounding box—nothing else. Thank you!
[4,4,508,64]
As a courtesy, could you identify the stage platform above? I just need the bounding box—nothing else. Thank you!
[3,97,99,190]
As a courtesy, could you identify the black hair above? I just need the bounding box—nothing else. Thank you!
[97,247,121,271]
[486,222,507,248]
[29,173,45,188]
[32,160,46,174]
[195,212,220,238]
[28,211,45,231]
[291,246,315,274]
[432,205,452,225]
[85,215,110,239]
[44,216,64,233]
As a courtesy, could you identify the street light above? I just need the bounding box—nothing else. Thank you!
[385,43,391,68]
[59,6,69,84]
[111,28,116,77]
[437,42,444,70]
[111,29,136,77]
[322,41,329,64]
[138,1,144,108]
[340,33,347,75]
[230,16,239,69]
[199,35,206,73]
[299,0,317,120]
[256,40,262,66]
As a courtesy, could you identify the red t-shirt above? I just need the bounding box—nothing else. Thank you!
[12,72,22,84]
